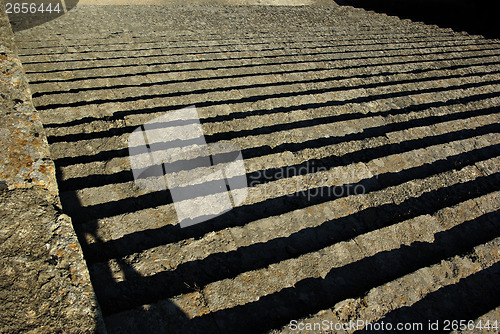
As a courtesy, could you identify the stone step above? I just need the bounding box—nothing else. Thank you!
[21,40,474,76]
[274,236,500,334]
[102,195,500,332]
[18,31,470,60]
[13,2,500,333]
[31,58,500,112]
[89,159,500,313]
[55,106,500,203]
[48,87,499,183]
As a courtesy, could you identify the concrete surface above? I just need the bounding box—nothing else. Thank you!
[4,0,500,333]
[0,1,105,332]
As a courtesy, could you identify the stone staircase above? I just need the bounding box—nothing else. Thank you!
[14,3,500,333]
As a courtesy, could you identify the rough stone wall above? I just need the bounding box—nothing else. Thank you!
[0,1,105,332]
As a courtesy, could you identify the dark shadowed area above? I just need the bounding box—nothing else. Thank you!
[335,0,499,38]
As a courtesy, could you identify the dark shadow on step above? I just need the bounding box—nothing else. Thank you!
[190,211,500,333]
[334,0,500,39]
[53,105,500,332]
[79,168,500,316]
[57,167,219,334]
[44,60,500,145]
[356,262,500,333]
[67,121,500,225]
[40,28,500,331]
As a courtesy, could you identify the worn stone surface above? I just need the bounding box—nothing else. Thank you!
[0,47,58,196]
[0,190,103,333]
[12,1,500,333]
[0,1,105,332]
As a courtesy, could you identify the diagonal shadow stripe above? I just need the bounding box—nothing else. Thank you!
[26,43,500,81]
[56,105,500,192]
[358,262,500,333]
[62,122,499,223]
[189,210,500,333]
[51,87,500,168]
[92,171,500,316]
[43,60,500,145]
[81,143,500,265]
